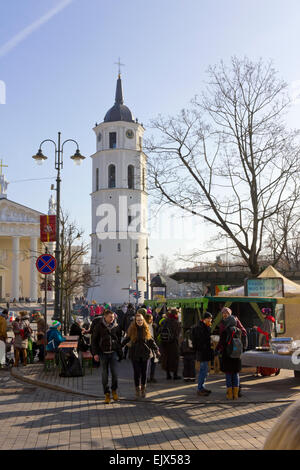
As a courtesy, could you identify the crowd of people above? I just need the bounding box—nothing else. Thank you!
[0,302,274,404]
[1,302,299,448]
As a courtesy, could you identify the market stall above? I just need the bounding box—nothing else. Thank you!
[241,338,300,378]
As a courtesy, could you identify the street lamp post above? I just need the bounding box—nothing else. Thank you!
[32,131,85,321]
[134,255,139,308]
[143,240,153,300]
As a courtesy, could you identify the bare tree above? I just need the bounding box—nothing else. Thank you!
[57,210,99,332]
[147,57,300,275]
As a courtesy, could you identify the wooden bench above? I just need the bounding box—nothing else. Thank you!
[81,351,93,375]
[44,352,56,371]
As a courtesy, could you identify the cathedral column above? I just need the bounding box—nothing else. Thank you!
[11,236,20,300]
[30,237,38,301]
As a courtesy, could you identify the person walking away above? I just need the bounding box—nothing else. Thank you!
[217,315,242,400]
[145,312,159,383]
[191,312,214,396]
[180,327,196,382]
[159,308,181,380]
[0,309,8,368]
[91,309,123,404]
[122,313,160,399]
[219,307,247,396]
[12,311,32,367]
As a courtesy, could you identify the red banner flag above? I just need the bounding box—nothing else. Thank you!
[40,215,56,242]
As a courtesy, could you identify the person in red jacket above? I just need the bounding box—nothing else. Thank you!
[254,307,275,347]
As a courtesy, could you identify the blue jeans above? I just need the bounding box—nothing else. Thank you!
[100,352,118,394]
[198,361,209,390]
[225,373,239,388]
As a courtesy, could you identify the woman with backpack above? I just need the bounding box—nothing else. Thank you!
[217,315,242,400]
[159,309,182,380]
[122,312,160,399]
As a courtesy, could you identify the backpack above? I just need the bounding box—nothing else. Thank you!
[226,327,242,359]
[160,324,174,344]
[21,325,32,340]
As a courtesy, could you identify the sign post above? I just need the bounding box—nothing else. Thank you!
[36,252,57,359]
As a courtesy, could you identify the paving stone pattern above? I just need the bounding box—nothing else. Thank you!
[1,359,300,450]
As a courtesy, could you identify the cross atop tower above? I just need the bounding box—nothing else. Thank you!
[0,158,8,175]
[114,57,125,78]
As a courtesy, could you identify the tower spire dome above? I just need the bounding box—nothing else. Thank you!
[103,65,134,123]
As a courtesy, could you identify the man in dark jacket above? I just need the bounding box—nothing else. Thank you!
[191,312,214,396]
[91,309,123,404]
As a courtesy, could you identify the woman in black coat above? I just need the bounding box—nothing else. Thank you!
[122,312,160,399]
[218,315,242,400]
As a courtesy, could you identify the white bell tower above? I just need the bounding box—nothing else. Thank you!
[89,73,148,305]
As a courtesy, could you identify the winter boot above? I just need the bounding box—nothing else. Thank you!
[104,392,111,404]
[226,387,233,400]
[135,386,141,399]
[233,387,239,400]
[141,385,146,398]
[112,390,118,401]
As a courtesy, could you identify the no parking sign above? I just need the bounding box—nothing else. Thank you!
[36,254,57,274]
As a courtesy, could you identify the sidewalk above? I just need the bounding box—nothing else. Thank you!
[11,359,300,404]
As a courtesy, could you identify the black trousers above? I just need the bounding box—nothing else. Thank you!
[183,355,196,379]
[132,359,149,387]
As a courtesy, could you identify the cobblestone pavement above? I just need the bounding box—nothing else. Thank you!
[1,359,299,451]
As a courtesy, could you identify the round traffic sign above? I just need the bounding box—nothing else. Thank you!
[36,254,57,274]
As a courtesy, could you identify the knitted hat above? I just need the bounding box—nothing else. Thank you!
[51,320,61,328]
[203,312,212,319]
[137,308,147,317]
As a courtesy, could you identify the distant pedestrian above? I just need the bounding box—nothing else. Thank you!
[33,312,46,362]
[191,312,214,396]
[159,308,181,380]
[122,312,160,399]
[121,303,136,359]
[12,311,32,367]
[0,309,8,367]
[90,305,95,318]
[91,309,123,404]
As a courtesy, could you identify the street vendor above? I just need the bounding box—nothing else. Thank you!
[254,307,275,347]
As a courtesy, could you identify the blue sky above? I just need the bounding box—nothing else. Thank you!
[1,0,300,271]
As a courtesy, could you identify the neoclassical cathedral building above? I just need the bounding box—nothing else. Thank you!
[88,73,149,304]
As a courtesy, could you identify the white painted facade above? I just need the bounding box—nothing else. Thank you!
[88,79,149,304]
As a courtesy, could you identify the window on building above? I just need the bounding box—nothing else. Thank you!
[96,168,99,191]
[109,132,117,149]
[99,244,101,253]
[139,136,142,150]
[128,165,134,189]
[116,265,120,273]
[108,164,116,188]
[117,243,121,252]
[136,243,139,253]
